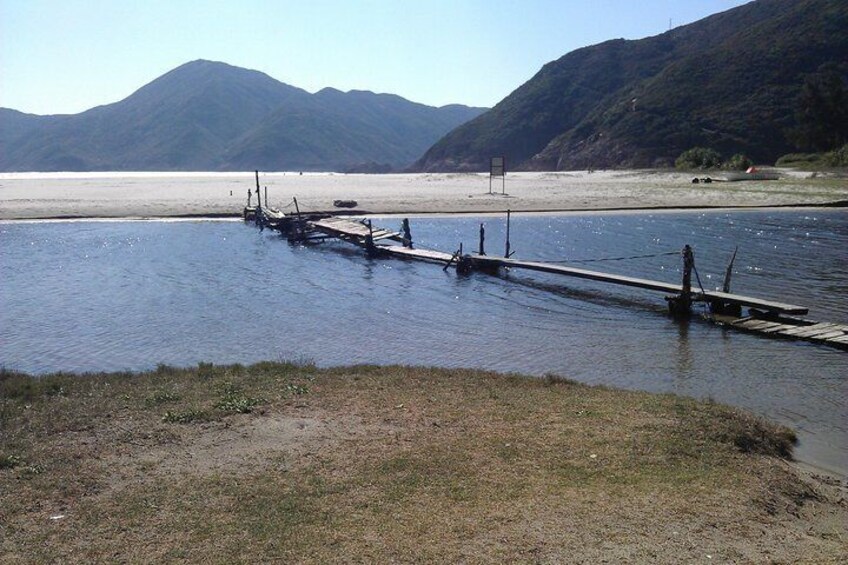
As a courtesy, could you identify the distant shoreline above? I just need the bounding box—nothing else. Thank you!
[1,169,846,221]
[2,199,847,223]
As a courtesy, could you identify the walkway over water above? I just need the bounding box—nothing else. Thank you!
[252,209,844,350]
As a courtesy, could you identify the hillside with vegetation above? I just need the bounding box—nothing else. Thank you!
[413,0,848,172]
[0,61,485,172]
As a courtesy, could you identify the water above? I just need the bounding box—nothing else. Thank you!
[1,210,846,474]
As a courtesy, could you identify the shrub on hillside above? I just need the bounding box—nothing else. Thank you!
[775,144,848,168]
[675,147,723,170]
[775,153,821,166]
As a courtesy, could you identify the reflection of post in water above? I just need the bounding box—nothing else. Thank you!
[674,317,693,378]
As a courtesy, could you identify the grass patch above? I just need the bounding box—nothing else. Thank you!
[162,408,209,424]
[0,363,842,563]
[144,389,181,407]
[0,453,23,470]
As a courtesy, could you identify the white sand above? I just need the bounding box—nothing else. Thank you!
[0,170,845,220]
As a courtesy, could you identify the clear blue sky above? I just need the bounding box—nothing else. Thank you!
[1,0,749,115]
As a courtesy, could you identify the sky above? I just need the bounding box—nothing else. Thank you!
[1,0,750,115]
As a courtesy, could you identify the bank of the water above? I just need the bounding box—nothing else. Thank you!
[1,363,845,563]
[2,170,847,220]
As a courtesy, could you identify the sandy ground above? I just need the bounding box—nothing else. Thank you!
[1,169,846,220]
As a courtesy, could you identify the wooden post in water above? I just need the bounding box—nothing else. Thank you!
[365,220,375,255]
[293,197,302,240]
[504,210,512,258]
[264,186,268,209]
[667,245,694,317]
[255,171,262,209]
[478,223,486,256]
[711,246,742,316]
[723,246,738,293]
[402,219,413,248]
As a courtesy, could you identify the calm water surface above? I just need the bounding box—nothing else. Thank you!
[1,210,846,474]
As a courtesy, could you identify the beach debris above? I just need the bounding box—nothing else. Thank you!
[49,514,66,520]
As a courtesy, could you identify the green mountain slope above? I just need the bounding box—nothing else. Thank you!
[0,61,485,172]
[413,0,848,172]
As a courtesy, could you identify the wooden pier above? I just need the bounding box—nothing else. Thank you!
[244,197,844,350]
[466,255,809,316]
[713,316,848,349]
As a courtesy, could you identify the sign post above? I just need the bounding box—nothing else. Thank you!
[489,156,505,195]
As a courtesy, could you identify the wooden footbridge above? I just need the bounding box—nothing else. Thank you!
[244,189,846,350]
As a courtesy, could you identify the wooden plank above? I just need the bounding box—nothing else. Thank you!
[372,231,402,242]
[469,255,808,315]
[826,335,848,344]
[376,245,455,263]
[734,320,782,330]
[761,324,800,334]
[780,323,837,336]
[806,330,848,341]
[787,325,842,338]
[376,245,453,264]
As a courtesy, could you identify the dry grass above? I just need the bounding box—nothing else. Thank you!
[1,363,845,563]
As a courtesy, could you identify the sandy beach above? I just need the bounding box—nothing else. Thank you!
[1,170,846,220]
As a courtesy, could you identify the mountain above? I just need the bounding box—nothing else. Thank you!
[0,60,486,172]
[413,0,848,172]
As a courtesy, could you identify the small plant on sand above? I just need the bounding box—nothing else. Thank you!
[215,381,264,413]
[216,394,263,414]
[543,373,577,386]
[145,389,181,407]
[197,362,217,379]
[162,408,209,424]
[285,383,309,396]
[0,454,23,470]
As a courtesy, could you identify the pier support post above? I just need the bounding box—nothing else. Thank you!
[666,244,694,318]
[365,220,376,256]
[456,255,473,275]
[504,210,513,258]
[255,170,262,209]
[479,223,486,255]
[402,219,413,248]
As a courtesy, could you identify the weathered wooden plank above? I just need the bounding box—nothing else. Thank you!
[780,323,837,336]
[761,324,800,334]
[371,231,402,242]
[788,325,842,338]
[806,330,848,341]
[468,255,808,315]
[734,320,782,330]
[376,245,455,264]
[825,335,848,344]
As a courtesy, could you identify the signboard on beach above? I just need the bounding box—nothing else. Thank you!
[490,156,505,177]
[489,156,505,194]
